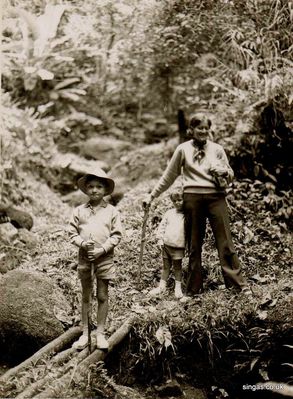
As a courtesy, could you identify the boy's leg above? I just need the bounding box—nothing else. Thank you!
[173,259,183,298]
[96,278,109,333]
[80,275,92,335]
[96,278,109,349]
[207,195,247,290]
[72,273,91,349]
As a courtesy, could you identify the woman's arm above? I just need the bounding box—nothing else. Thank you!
[151,146,184,199]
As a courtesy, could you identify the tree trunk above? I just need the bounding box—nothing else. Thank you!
[178,109,187,143]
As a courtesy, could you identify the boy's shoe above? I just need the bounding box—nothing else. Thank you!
[174,288,184,299]
[72,334,88,350]
[96,332,109,350]
[241,286,253,297]
[149,286,166,296]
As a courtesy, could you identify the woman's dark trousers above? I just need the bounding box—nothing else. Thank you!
[183,193,247,295]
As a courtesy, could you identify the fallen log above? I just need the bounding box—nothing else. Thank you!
[0,326,82,384]
[52,347,76,365]
[34,316,136,399]
[15,332,96,399]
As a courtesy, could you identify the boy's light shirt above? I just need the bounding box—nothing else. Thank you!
[68,200,122,253]
[151,139,234,199]
[157,208,185,248]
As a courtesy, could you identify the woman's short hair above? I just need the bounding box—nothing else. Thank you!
[189,113,211,128]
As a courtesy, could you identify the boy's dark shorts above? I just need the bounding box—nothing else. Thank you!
[77,251,115,280]
[162,244,185,260]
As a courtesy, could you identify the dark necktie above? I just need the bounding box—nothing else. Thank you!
[192,143,205,163]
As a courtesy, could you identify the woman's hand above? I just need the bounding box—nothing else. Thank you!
[157,240,164,249]
[142,194,153,209]
[210,166,228,177]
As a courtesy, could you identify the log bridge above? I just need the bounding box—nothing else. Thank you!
[0,317,136,398]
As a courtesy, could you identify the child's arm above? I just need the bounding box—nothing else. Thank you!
[100,208,123,254]
[156,212,168,247]
[68,208,87,249]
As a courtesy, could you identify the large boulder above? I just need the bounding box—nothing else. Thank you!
[48,152,110,194]
[0,270,71,364]
[69,137,133,164]
[0,204,33,230]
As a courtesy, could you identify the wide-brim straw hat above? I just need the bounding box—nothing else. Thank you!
[77,168,115,196]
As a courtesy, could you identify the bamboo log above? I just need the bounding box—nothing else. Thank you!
[51,347,76,365]
[16,333,95,399]
[34,317,136,399]
[0,326,82,383]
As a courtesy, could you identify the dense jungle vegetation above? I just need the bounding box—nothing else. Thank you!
[0,0,292,398]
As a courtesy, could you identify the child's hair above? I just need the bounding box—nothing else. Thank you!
[170,190,183,202]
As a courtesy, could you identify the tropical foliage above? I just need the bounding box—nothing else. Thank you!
[0,1,292,396]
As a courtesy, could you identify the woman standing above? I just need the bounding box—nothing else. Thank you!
[144,113,252,297]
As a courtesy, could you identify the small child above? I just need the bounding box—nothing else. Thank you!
[69,168,122,350]
[149,190,185,299]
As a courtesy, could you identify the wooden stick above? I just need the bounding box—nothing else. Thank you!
[88,261,95,354]
[0,326,82,383]
[137,207,149,283]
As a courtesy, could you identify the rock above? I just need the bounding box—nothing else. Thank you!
[49,152,110,194]
[51,152,110,174]
[70,137,133,163]
[156,379,183,397]
[108,126,125,139]
[0,270,71,363]
[110,139,179,187]
[62,190,88,207]
[0,261,9,274]
[0,205,33,230]
[181,385,207,399]
[0,223,19,243]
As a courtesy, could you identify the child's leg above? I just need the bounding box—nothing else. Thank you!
[96,279,109,333]
[161,257,171,282]
[95,278,109,349]
[173,259,183,298]
[72,275,92,349]
[149,257,171,295]
[173,259,182,282]
[80,276,92,335]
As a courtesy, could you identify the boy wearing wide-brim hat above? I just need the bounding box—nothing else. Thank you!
[69,168,123,350]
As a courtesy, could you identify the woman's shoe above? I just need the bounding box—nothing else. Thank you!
[96,332,109,350]
[72,334,88,350]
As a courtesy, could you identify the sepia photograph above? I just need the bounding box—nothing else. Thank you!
[0,0,292,398]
